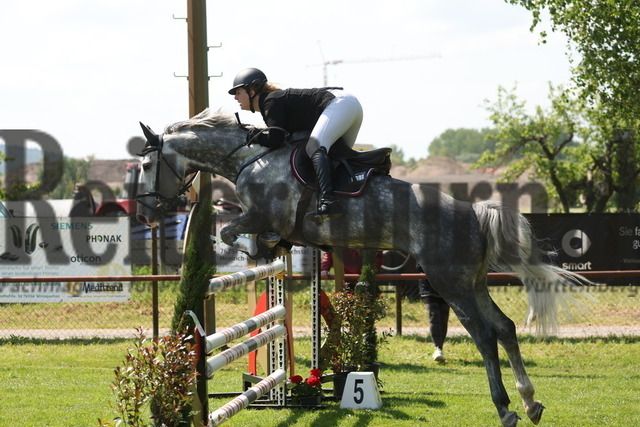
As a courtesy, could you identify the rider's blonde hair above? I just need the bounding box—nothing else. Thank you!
[260,82,279,93]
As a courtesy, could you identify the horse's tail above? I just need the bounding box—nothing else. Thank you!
[473,200,593,334]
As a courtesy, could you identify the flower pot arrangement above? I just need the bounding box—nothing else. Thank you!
[288,369,324,407]
[324,272,389,397]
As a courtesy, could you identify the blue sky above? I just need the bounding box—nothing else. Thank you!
[0,0,571,161]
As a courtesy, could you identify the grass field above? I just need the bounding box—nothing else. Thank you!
[1,334,638,426]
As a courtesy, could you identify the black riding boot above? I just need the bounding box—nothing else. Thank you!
[308,146,342,223]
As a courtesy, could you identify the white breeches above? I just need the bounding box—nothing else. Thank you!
[306,89,363,156]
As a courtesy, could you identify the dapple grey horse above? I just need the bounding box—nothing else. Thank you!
[136,109,588,426]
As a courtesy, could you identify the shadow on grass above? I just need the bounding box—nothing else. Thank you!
[378,358,524,370]
[268,393,447,427]
[396,333,640,345]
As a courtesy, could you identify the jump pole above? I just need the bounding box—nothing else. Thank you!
[205,305,287,353]
[208,368,287,427]
[207,259,286,295]
[206,324,287,376]
[200,257,288,423]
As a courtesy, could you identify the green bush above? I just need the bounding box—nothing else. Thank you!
[100,327,198,426]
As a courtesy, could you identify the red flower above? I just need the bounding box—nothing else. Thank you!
[289,375,303,384]
[306,376,321,387]
[310,368,322,377]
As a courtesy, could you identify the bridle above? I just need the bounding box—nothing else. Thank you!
[135,127,252,212]
[135,134,196,212]
[135,117,289,212]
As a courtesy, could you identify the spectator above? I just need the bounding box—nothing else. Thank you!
[321,249,384,285]
[417,264,450,363]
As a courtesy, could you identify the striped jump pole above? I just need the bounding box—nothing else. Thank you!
[205,304,286,354]
[206,324,287,377]
[199,256,289,422]
[207,259,286,296]
[208,368,287,427]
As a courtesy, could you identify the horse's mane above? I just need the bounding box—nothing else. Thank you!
[164,108,236,134]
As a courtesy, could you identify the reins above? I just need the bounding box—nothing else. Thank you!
[231,114,289,182]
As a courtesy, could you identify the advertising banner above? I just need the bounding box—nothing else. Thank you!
[0,217,131,302]
[524,213,640,285]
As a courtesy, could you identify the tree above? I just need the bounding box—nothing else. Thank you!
[476,84,640,212]
[46,156,92,199]
[476,85,590,213]
[506,0,640,211]
[0,152,41,201]
[507,0,640,120]
[428,128,496,163]
[171,193,216,332]
[582,112,640,212]
[1,154,91,201]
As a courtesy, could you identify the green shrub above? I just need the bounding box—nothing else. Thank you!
[99,327,198,426]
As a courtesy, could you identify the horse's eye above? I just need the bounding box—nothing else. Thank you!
[142,162,152,172]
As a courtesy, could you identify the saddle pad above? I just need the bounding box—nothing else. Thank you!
[290,144,391,196]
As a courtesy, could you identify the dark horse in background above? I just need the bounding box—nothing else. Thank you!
[135,109,591,426]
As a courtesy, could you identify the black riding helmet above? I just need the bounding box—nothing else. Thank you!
[228,68,268,95]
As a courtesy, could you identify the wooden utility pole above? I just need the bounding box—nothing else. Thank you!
[186,0,212,424]
[187,0,209,116]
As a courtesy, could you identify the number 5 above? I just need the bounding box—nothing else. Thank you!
[354,378,364,404]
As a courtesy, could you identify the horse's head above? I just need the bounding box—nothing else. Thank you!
[135,109,261,226]
[135,122,194,227]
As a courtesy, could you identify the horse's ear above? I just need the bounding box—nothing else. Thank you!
[139,122,160,147]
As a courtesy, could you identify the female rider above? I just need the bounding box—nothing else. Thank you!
[228,67,364,223]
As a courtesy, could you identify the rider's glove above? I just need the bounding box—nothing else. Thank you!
[245,127,263,146]
[246,127,285,148]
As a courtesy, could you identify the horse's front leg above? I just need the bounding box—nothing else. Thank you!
[220,213,259,256]
[220,213,282,258]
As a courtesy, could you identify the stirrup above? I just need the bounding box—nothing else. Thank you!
[317,199,342,217]
[305,199,343,225]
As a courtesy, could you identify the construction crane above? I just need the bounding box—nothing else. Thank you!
[313,41,441,86]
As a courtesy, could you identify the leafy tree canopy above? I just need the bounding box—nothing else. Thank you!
[1,155,92,201]
[504,0,640,211]
[46,156,91,200]
[0,152,41,201]
[507,0,640,122]
[476,84,640,212]
[428,128,497,163]
[475,84,590,212]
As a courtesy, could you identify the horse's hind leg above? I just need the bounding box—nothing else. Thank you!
[444,290,521,426]
[472,291,545,425]
[494,306,545,424]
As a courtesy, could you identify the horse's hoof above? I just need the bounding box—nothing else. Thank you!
[526,401,545,425]
[500,411,520,427]
[258,232,281,248]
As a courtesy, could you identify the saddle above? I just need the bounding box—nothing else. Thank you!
[290,138,392,196]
